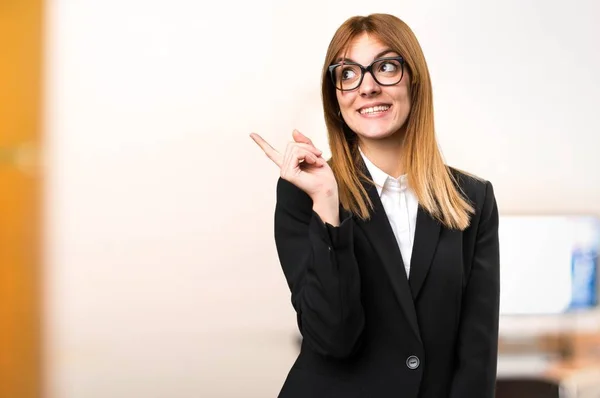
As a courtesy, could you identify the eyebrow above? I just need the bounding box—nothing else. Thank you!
[334,49,397,64]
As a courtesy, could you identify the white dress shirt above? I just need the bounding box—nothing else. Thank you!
[360,149,418,278]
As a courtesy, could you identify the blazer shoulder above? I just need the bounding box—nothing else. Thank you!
[276,177,313,213]
[447,166,494,211]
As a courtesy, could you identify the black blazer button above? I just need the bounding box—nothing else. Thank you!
[406,355,420,370]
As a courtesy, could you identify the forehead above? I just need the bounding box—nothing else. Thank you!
[337,32,393,64]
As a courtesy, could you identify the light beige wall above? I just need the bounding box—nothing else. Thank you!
[43,0,600,397]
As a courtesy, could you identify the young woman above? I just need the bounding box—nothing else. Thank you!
[251,13,500,398]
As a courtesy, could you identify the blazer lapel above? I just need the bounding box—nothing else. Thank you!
[355,165,421,342]
[408,206,441,301]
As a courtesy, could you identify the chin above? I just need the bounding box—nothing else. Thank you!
[350,124,399,141]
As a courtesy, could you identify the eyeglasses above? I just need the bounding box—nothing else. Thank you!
[328,56,405,91]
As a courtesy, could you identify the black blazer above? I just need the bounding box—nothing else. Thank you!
[273,163,500,398]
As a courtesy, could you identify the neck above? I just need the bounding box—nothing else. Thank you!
[359,132,406,178]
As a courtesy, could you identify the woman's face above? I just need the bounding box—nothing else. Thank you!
[334,33,411,143]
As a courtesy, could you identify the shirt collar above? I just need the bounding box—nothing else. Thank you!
[359,147,408,196]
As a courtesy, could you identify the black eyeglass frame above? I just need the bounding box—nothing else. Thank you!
[328,56,406,91]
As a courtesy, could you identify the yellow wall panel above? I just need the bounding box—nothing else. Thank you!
[0,0,43,397]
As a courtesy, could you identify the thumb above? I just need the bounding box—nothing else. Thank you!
[292,129,314,146]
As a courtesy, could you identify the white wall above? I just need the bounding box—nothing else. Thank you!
[43,0,600,397]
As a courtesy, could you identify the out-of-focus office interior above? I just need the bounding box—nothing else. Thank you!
[1,0,599,397]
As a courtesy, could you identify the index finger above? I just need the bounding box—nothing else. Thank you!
[250,133,283,167]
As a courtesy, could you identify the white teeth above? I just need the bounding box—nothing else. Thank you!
[359,105,390,114]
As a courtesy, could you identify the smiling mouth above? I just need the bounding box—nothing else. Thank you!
[358,105,391,115]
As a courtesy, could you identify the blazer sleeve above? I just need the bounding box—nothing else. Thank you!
[449,180,500,398]
[274,177,365,359]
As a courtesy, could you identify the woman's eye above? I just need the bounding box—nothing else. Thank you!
[379,61,398,73]
[341,68,357,80]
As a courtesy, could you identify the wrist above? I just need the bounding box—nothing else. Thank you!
[312,189,340,227]
[310,185,338,203]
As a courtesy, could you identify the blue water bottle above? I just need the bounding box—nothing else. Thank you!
[569,218,599,310]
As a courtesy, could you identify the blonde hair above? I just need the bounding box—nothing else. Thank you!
[321,13,476,230]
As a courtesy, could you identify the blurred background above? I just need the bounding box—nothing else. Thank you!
[1,0,599,397]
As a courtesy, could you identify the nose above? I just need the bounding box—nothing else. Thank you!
[359,71,381,97]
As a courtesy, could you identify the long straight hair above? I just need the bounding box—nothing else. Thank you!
[321,13,475,230]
